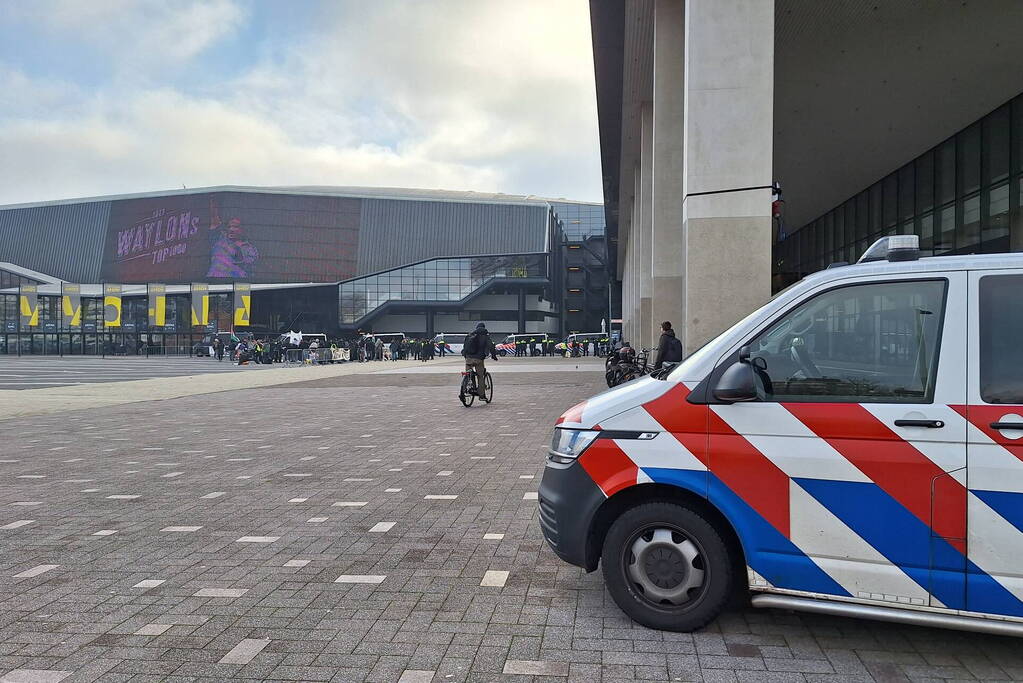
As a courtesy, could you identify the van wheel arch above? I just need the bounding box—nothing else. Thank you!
[585,484,747,588]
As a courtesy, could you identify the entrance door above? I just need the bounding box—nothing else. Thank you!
[963,270,1023,617]
[709,273,967,608]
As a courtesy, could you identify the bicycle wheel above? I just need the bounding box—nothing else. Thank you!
[481,372,493,403]
[459,373,476,407]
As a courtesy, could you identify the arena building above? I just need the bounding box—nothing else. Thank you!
[0,186,610,355]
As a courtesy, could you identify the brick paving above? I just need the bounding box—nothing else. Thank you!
[1,360,1022,682]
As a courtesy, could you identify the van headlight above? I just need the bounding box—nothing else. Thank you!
[549,428,600,464]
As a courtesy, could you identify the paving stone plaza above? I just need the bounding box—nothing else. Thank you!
[2,357,1023,682]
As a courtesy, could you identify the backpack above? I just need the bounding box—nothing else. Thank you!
[463,332,481,356]
[664,335,683,362]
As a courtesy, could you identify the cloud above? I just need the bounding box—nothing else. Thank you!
[8,0,245,70]
[0,0,602,206]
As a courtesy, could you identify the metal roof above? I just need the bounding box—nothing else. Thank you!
[0,185,591,211]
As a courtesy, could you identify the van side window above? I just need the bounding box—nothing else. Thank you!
[748,280,947,403]
[979,274,1023,404]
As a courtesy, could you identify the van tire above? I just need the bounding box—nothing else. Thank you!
[601,502,734,632]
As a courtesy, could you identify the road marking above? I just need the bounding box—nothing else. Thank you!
[1,520,35,530]
[481,570,509,587]
[194,588,248,598]
[334,575,386,584]
[219,638,270,664]
[14,564,59,578]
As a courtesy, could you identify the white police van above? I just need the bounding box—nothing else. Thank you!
[540,235,1023,635]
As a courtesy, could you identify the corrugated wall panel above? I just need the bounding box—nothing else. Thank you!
[357,199,548,275]
[0,202,110,281]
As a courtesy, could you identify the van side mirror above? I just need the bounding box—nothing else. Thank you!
[713,359,758,403]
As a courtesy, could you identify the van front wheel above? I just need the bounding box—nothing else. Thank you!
[601,502,734,632]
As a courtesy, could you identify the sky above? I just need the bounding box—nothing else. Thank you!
[0,0,603,206]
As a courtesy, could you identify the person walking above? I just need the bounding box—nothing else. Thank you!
[654,321,684,370]
[213,337,224,362]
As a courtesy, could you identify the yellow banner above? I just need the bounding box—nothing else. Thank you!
[19,284,39,327]
[190,283,209,326]
[233,283,251,327]
[61,283,81,327]
[148,284,167,327]
[103,284,122,327]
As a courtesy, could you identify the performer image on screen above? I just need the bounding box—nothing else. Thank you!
[207,201,259,278]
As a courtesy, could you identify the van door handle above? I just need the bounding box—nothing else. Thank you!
[894,419,945,428]
[990,422,1023,430]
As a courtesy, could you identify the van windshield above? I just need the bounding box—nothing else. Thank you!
[665,279,804,382]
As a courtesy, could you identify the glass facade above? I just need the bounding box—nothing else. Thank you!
[551,201,606,240]
[0,268,44,290]
[339,254,547,324]
[775,93,1023,290]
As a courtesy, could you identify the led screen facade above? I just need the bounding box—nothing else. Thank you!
[100,191,361,283]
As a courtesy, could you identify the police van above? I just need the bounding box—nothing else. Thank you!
[540,235,1023,636]
[497,333,553,356]
[432,332,468,355]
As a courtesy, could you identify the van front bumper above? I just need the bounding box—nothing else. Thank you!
[538,458,605,571]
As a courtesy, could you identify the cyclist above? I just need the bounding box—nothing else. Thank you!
[461,322,497,395]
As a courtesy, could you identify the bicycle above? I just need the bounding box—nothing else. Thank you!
[459,368,493,406]
[607,348,652,387]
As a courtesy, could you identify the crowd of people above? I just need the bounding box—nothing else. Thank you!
[203,334,457,365]
[199,332,620,365]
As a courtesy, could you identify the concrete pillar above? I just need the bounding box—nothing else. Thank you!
[651,0,686,350]
[682,0,774,350]
[517,290,526,333]
[639,103,653,350]
[620,213,633,344]
[631,166,642,344]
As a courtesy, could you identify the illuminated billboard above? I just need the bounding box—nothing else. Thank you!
[100,191,361,283]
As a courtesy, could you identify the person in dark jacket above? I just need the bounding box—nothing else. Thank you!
[462,322,497,394]
[654,321,683,370]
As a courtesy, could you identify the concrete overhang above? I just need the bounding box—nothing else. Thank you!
[592,0,1023,268]
[776,0,1023,230]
